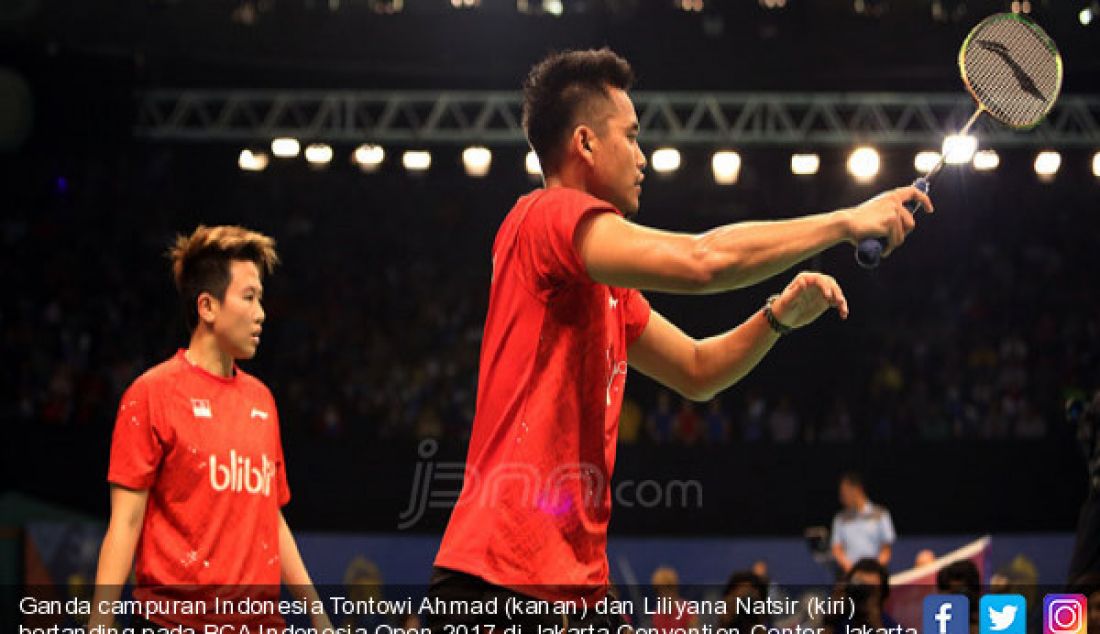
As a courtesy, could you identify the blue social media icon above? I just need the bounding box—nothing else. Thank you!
[925,595,970,634]
[981,595,1027,634]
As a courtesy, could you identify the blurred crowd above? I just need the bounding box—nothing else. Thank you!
[3,150,1098,448]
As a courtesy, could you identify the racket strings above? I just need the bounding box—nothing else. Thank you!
[962,16,1061,128]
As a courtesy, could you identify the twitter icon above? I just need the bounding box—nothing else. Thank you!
[981,594,1027,634]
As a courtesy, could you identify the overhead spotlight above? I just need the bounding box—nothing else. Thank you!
[712,151,741,185]
[271,137,300,158]
[678,0,705,11]
[847,147,880,183]
[942,134,978,164]
[451,0,480,6]
[791,153,819,176]
[973,150,1000,171]
[462,146,492,178]
[304,143,333,166]
[525,151,542,177]
[353,144,385,172]
[1010,0,1031,14]
[1092,151,1100,177]
[652,148,682,174]
[403,150,431,172]
[1034,151,1060,180]
[759,0,787,7]
[238,149,269,172]
[1081,3,1097,25]
[542,0,563,16]
[914,151,941,173]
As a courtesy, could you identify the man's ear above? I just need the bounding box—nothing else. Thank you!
[196,292,219,326]
[572,126,596,165]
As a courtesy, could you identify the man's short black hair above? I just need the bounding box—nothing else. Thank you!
[841,471,865,489]
[937,560,981,597]
[848,558,890,601]
[723,571,768,600]
[521,48,634,176]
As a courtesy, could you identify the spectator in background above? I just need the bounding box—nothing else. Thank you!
[619,396,643,444]
[769,397,801,443]
[913,549,936,568]
[673,398,701,445]
[824,559,896,634]
[647,390,675,445]
[703,398,730,444]
[651,566,698,632]
[937,561,981,634]
[718,570,769,630]
[831,472,895,576]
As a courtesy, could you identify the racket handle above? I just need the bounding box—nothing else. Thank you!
[855,177,931,269]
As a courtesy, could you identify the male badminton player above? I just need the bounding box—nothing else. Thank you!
[429,49,932,626]
[88,226,330,631]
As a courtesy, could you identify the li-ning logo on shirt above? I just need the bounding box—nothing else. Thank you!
[209,450,276,496]
[191,399,212,419]
[250,407,269,420]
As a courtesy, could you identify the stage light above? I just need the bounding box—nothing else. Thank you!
[973,150,1000,171]
[304,143,333,166]
[791,153,819,175]
[1011,1,1031,14]
[652,148,682,174]
[353,144,385,172]
[462,146,492,178]
[1034,151,1060,180]
[847,147,880,183]
[760,0,787,8]
[525,151,542,177]
[543,0,562,16]
[403,150,431,172]
[942,134,978,164]
[914,151,941,172]
[712,151,741,185]
[1081,3,1097,25]
[451,0,480,6]
[238,149,269,172]
[1092,152,1100,177]
[678,0,704,11]
[271,137,300,158]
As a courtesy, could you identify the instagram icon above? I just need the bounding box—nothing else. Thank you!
[1044,594,1088,634]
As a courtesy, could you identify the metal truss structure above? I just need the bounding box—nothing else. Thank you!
[136,90,1100,147]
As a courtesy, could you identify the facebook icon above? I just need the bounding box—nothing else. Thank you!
[924,595,970,634]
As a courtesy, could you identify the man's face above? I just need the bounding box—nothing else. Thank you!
[839,480,859,509]
[586,87,646,217]
[209,260,265,360]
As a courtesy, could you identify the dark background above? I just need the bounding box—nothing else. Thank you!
[2,0,1099,537]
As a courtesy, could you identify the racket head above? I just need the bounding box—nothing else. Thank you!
[958,12,1063,130]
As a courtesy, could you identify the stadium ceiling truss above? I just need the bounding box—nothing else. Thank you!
[136,90,1100,148]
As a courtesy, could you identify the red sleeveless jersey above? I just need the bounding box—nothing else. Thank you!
[435,188,651,602]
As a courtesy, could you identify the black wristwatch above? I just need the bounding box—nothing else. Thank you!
[764,295,793,335]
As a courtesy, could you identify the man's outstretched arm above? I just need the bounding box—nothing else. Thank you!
[628,272,848,402]
[577,187,932,294]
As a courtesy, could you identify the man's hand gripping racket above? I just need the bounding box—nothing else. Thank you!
[856,12,1063,269]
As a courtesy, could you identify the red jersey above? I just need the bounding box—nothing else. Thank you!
[108,350,290,627]
[435,187,651,602]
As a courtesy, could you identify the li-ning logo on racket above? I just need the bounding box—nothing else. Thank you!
[976,40,1047,101]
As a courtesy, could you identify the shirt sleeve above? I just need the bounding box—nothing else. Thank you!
[623,288,652,346]
[107,378,164,491]
[880,510,896,545]
[520,190,618,291]
[830,515,842,547]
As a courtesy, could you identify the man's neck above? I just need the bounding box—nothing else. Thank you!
[186,330,235,378]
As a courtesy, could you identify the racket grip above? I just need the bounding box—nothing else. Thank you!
[855,177,931,269]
